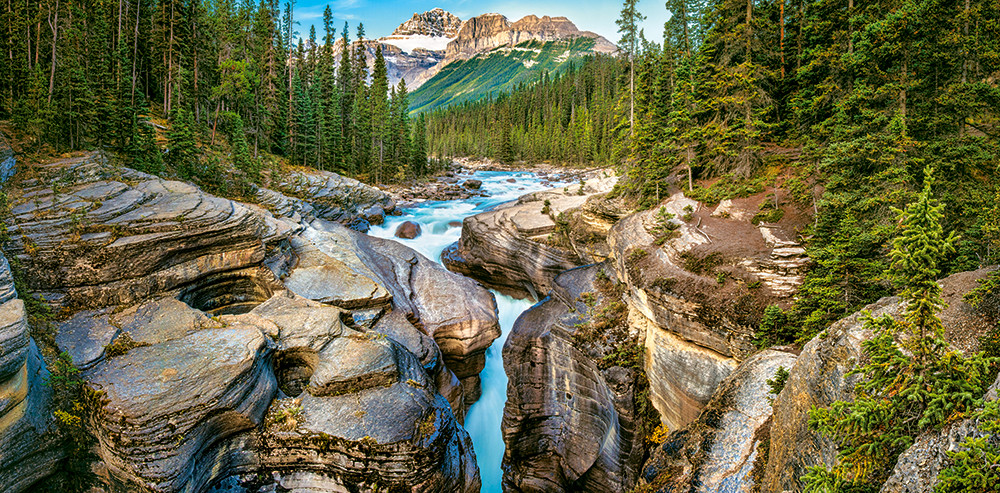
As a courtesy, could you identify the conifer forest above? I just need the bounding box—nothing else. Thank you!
[0,0,999,492]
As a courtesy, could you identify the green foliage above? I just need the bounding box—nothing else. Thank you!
[752,200,785,225]
[650,206,680,245]
[804,184,993,491]
[103,332,151,358]
[805,315,995,491]
[755,304,792,348]
[424,54,620,167]
[887,168,958,348]
[166,108,200,179]
[934,400,1000,493]
[685,174,767,205]
[767,366,790,397]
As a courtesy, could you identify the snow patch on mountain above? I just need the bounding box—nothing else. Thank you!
[381,34,456,53]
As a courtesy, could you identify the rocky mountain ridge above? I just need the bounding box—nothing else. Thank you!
[391,8,462,37]
[341,9,615,91]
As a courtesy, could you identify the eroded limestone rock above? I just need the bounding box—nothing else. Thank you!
[443,171,617,297]
[502,264,645,492]
[762,269,996,493]
[3,153,266,310]
[639,349,797,492]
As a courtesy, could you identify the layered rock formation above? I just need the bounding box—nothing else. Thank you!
[443,171,618,298]
[762,268,996,493]
[340,9,617,91]
[0,152,490,492]
[639,349,797,492]
[392,8,462,37]
[0,251,61,491]
[608,192,811,433]
[502,263,646,491]
[263,167,395,230]
[445,13,615,62]
[4,154,266,310]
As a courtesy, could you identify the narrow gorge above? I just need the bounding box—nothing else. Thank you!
[2,1,999,492]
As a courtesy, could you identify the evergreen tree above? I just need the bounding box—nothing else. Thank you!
[804,169,989,493]
[166,108,199,179]
[370,45,390,183]
[616,0,646,137]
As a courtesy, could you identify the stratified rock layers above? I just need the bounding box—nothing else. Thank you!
[0,152,489,492]
[502,264,643,492]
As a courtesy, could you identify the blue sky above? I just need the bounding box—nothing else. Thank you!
[293,0,670,45]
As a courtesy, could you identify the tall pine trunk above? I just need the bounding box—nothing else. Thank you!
[46,0,58,104]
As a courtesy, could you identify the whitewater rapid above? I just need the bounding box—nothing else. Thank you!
[368,170,562,492]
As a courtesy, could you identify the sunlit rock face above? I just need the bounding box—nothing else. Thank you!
[762,268,996,493]
[606,192,812,434]
[638,349,797,492]
[0,152,486,492]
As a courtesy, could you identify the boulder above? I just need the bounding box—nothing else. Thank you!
[639,349,797,492]
[762,268,996,493]
[463,179,483,189]
[395,220,423,239]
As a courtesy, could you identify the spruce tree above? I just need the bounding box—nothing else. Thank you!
[166,108,199,179]
[804,169,990,493]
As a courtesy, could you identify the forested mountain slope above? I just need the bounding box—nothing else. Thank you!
[410,38,606,114]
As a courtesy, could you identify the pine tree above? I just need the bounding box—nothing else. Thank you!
[616,0,646,137]
[370,44,390,183]
[887,167,958,356]
[167,108,199,179]
[411,113,428,176]
[804,169,989,493]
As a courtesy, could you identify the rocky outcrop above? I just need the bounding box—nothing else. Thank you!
[443,171,617,298]
[393,8,463,37]
[0,252,61,491]
[607,192,811,433]
[4,153,267,311]
[256,294,480,492]
[510,15,617,53]
[502,263,646,492]
[639,349,797,492]
[0,152,487,492]
[445,13,615,62]
[446,13,512,61]
[266,167,394,229]
[278,221,501,405]
[762,268,996,493]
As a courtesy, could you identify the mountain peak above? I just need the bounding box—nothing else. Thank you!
[392,8,463,37]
